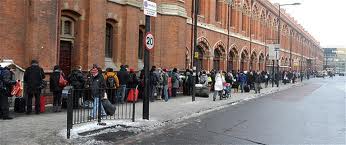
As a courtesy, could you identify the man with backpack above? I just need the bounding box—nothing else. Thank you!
[24,60,45,115]
[0,66,17,120]
[104,68,119,104]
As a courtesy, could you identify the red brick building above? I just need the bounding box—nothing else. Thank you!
[0,0,323,74]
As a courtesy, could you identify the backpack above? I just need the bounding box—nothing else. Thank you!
[106,76,116,88]
[128,74,135,84]
[150,72,158,85]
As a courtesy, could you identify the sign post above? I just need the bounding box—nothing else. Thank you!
[143,0,157,120]
[268,44,280,87]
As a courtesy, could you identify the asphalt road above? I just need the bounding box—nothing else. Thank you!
[125,77,346,144]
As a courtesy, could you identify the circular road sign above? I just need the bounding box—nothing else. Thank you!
[145,32,154,50]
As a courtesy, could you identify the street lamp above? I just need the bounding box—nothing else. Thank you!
[277,2,301,87]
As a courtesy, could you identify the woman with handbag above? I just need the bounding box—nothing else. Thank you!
[49,65,65,112]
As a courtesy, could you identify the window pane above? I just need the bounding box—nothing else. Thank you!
[64,21,72,35]
[105,23,113,58]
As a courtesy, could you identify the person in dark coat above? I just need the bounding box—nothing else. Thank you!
[49,65,64,112]
[171,68,180,97]
[254,71,262,94]
[24,60,45,114]
[68,66,85,107]
[127,68,139,89]
[88,66,106,119]
[117,65,129,103]
[0,66,16,120]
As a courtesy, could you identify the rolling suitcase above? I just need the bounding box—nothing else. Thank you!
[102,99,116,116]
[14,97,26,113]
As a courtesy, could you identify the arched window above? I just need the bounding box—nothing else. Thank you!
[213,49,221,71]
[105,23,113,58]
[228,50,235,72]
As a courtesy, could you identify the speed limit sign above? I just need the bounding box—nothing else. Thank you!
[145,32,154,50]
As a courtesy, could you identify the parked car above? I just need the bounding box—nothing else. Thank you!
[339,72,345,76]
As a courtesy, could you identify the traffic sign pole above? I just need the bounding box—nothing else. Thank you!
[143,15,150,120]
[143,0,157,120]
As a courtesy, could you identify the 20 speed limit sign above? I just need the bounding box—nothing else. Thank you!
[145,32,154,50]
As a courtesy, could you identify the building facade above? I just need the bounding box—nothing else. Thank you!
[323,48,337,70]
[0,0,324,74]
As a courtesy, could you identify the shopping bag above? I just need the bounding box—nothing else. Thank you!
[11,81,22,96]
[127,88,138,102]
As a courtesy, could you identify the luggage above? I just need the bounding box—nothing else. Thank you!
[244,85,250,92]
[127,88,139,102]
[195,84,210,98]
[14,97,26,113]
[102,99,116,116]
[40,96,45,113]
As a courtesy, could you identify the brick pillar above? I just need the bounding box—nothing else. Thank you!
[86,0,106,69]
[25,0,59,70]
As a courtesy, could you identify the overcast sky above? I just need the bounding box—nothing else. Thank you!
[269,0,345,48]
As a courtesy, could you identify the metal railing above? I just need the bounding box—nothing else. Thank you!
[66,87,137,139]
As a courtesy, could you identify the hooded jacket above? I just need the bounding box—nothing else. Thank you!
[104,71,120,88]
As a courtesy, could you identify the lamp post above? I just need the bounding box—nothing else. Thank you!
[227,0,233,72]
[277,2,300,87]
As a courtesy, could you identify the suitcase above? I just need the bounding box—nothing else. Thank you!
[127,89,139,102]
[244,85,250,92]
[195,85,210,98]
[40,96,45,113]
[102,99,116,116]
[14,97,26,113]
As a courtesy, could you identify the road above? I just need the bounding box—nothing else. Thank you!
[124,77,346,144]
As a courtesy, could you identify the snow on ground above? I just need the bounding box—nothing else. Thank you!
[62,81,303,142]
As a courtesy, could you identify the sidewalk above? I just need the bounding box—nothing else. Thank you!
[0,81,304,145]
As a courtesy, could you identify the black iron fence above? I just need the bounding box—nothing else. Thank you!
[66,87,137,139]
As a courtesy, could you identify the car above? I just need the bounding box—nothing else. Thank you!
[339,73,345,76]
[316,71,325,78]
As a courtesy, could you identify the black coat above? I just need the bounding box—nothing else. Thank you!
[0,67,16,96]
[127,73,139,89]
[24,64,45,93]
[88,73,106,97]
[49,71,63,93]
[117,70,129,86]
[68,70,85,89]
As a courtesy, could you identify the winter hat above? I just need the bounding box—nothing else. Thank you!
[163,68,167,72]
[129,68,134,73]
[90,68,98,76]
[53,65,60,71]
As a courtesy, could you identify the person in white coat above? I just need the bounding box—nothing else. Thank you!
[213,71,225,101]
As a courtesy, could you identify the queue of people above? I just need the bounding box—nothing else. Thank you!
[1,58,310,120]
